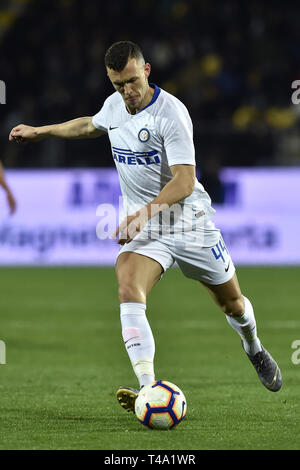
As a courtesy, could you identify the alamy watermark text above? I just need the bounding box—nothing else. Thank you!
[0,80,6,104]
[0,340,6,364]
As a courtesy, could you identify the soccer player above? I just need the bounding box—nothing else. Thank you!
[0,160,17,214]
[9,41,282,413]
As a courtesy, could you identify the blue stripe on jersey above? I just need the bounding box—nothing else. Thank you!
[137,83,161,114]
[112,147,158,157]
[111,147,133,155]
[134,150,158,156]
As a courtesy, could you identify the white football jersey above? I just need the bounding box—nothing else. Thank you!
[92,84,218,244]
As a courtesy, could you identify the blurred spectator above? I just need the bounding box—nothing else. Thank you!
[0,160,17,214]
[199,155,225,204]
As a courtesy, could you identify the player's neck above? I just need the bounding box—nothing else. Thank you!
[127,85,154,115]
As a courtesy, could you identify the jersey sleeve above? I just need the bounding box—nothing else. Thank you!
[162,104,195,167]
[92,97,111,132]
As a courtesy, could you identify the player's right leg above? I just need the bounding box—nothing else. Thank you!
[174,234,282,392]
[115,251,164,412]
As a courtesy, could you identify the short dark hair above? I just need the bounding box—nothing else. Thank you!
[104,41,145,72]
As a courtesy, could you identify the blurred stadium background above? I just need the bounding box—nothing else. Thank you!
[0,0,300,451]
[0,0,300,266]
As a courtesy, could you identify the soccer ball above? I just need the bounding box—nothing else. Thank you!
[134,380,187,430]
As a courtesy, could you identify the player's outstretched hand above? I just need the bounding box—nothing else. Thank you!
[9,124,41,144]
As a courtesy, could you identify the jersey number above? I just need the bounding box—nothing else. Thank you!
[211,238,228,263]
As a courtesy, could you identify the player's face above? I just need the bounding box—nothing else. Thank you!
[107,58,152,114]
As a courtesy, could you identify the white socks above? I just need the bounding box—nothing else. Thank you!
[120,297,260,389]
[120,302,155,388]
[226,296,261,355]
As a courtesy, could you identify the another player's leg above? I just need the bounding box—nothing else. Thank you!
[115,252,163,412]
[201,273,282,392]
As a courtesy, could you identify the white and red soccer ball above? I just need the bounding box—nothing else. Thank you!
[134,380,187,430]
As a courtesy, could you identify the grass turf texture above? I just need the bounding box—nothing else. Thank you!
[0,266,299,450]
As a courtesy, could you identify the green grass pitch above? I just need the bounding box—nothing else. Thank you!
[0,266,299,450]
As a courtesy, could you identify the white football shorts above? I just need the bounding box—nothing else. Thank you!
[117,227,236,286]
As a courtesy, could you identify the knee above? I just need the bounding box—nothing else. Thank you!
[220,294,244,317]
[118,281,146,304]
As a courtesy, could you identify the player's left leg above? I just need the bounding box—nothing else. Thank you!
[115,251,163,412]
[115,240,174,413]
[201,273,282,392]
[116,251,163,386]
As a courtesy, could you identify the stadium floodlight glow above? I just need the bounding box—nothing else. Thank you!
[0,80,6,104]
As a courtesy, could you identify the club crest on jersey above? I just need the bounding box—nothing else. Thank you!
[138,128,150,142]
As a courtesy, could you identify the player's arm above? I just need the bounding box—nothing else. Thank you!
[9,117,104,143]
[0,161,17,214]
[113,164,195,244]
[144,164,195,215]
